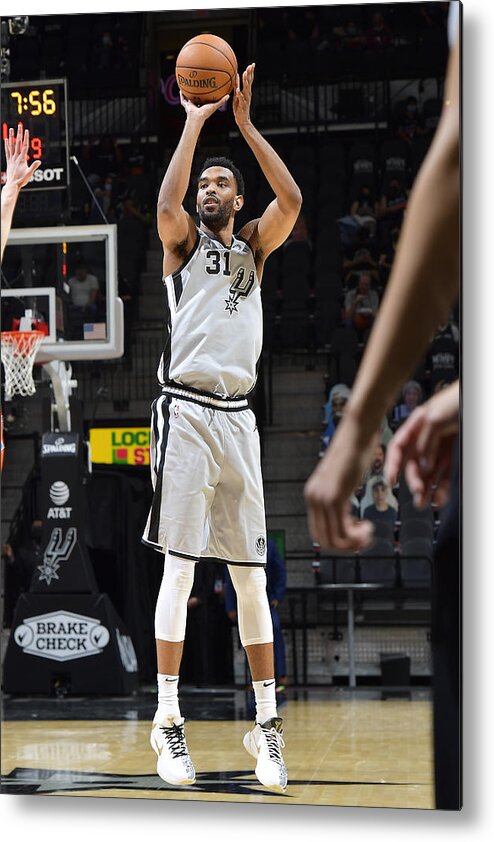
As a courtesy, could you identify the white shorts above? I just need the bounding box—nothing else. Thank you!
[142,386,267,566]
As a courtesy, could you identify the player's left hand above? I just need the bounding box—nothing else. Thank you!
[4,124,42,190]
[233,63,255,128]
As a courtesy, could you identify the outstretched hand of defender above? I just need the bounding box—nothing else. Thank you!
[385,380,459,509]
[4,124,41,190]
[179,90,229,124]
[233,63,255,128]
[304,415,378,551]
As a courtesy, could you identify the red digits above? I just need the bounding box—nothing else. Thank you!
[31,137,42,159]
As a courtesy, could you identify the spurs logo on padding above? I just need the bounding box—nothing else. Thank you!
[37,527,77,585]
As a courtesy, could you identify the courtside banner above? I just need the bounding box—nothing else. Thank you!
[89,427,150,466]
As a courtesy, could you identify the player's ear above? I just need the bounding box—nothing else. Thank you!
[234,195,244,212]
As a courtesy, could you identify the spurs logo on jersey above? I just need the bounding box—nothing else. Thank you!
[224,267,256,315]
[158,228,263,397]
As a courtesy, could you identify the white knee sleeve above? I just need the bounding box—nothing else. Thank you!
[227,565,273,647]
[155,553,196,642]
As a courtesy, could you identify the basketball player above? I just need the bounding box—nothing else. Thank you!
[304,16,461,810]
[1,124,41,262]
[142,64,301,792]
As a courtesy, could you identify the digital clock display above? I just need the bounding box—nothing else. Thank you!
[0,79,69,191]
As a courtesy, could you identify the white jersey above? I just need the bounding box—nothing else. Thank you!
[158,227,263,398]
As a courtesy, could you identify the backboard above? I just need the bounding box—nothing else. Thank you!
[1,225,124,362]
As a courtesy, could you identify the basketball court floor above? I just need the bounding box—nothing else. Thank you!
[1,687,434,808]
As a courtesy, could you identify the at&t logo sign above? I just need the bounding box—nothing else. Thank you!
[49,481,70,505]
[47,480,72,519]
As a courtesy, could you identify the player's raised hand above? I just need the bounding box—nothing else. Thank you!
[4,124,42,190]
[180,91,229,123]
[233,63,255,128]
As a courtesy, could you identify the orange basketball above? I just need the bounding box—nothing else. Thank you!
[176,34,237,105]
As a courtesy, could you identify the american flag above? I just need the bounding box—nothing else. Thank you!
[83,323,106,340]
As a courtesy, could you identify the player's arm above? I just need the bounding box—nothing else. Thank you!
[157,92,230,255]
[1,125,41,263]
[304,35,460,550]
[234,64,302,259]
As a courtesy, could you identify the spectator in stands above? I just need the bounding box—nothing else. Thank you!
[68,261,101,311]
[344,271,379,334]
[333,18,366,52]
[339,191,379,251]
[377,177,408,248]
[365,11,394,50]
[392,380,423,427]
[225,538,287,690]
[321,384,351,452]
[337,207,377,253]
[322,382,350,426]
[395,96,428,145]
[369,442,386,479]
[357,442,388,497]
[343,252,380,290]
[93,174,114,218]
[350,185,377,219]
[95,30,115,72]
[363,478,397,529]
[67,261,103,338]
[343,242,377,274]
[350,185,378,239]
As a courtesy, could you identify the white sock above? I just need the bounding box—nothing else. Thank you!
[252,679,278,724]
[154,673,181,724]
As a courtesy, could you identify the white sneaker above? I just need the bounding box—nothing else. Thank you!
[150,717,196,786]
[243,716,288,793]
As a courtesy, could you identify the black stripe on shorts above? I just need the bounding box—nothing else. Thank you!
[148,395,171,546]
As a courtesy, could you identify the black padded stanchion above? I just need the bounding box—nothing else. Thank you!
[3,432,139,695]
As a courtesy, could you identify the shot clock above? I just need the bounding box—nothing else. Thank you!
[1,79,70,191]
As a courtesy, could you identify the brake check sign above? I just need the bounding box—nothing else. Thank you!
[14,610,110,662]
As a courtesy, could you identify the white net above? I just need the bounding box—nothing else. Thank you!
[1,331,45,399]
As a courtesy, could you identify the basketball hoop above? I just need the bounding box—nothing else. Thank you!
[1,330,45,399]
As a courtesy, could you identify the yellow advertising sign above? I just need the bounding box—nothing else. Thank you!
[89,428,150,466]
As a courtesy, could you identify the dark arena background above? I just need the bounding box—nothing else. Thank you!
[1,3,460,808]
